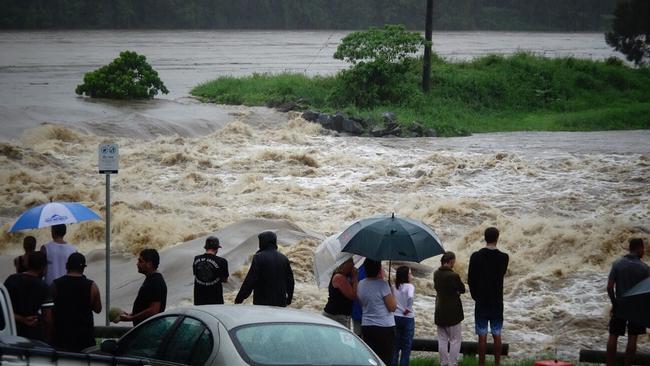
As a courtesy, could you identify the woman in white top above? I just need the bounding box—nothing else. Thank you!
[391,265,415,366]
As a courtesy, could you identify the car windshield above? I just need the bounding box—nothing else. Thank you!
[232,323,379,365]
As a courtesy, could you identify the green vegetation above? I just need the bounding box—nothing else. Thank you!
[192,53,650,136]
[76,51,168,100]
[331,25,425,108]
[0,0,616,31]
[605,0,650,66]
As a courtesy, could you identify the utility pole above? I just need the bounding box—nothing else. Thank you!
[422,0,433,93]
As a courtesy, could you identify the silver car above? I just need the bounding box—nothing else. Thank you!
[95,305,384,366]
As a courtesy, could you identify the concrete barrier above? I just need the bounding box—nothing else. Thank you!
[412,338,509,356]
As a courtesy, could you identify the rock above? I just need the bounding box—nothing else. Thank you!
[331,113,345,131]
[370,126,387,137]
[351,117,368,128]
[410,122,427,136]
[414,170,427,178]
[342,118,364,134]
[381,112,397,124]
[276,101,301,112]
[385,125,402,136]
[302,110,320,122]
[425,129,437,137]
[317,114,333,129]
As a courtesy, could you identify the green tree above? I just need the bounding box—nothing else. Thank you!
[605,0,650,66]
[75,51,169,99]
[331,24,424,107]
[334,24,423,64]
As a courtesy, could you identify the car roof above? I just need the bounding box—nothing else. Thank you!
[183,305,345,330]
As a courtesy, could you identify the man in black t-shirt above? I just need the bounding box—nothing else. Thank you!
[468,227,509,366]
[4,251,53,342]
[193,236,229,305]
[116,249,167,326]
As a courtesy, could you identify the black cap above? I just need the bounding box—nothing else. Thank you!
[204,236,221,250]
[66,252,87,271]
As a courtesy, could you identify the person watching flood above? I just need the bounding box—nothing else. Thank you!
[606,238,649,366]
[434,252,466,366]
[235,231,295,307]
[193,236,229,305]
[51,252,102,352]
[4,251,53,342]
[115,249,167,326]
[468,227,509,366]
[357,259,396,365]
[322,257,358,328]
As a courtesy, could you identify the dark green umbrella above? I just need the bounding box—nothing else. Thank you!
[617,277,650,327]
[339,213,444,262]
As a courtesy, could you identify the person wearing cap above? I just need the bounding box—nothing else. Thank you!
[235,231,294,307]
[193,236,229,305]
[51,252,102,351]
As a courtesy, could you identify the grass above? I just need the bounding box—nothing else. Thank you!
[191,53,650,137]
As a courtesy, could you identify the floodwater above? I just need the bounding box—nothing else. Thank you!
[0,31,648,359]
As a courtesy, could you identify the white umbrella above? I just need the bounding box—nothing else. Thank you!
[313,233,364,288]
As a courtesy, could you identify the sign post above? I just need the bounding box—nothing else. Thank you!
[98,143,118,326]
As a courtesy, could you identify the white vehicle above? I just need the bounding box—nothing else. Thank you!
[92,305,384,366]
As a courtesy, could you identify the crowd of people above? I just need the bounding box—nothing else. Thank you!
[3,223,648,366]
[322,226,509,366]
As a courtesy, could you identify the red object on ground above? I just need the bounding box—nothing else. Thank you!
[534,361,572,366]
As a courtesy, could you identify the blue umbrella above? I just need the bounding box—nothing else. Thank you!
[617,277,650,327]
[339,213,444,262]
[8,202,102,232]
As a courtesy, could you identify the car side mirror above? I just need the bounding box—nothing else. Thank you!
[100,339,119,355]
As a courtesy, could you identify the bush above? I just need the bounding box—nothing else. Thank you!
[329,59,419,108]
[332,25,424,108]
[76,50,169,99]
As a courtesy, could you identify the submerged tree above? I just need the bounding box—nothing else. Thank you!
[76,51,169,99]
[605,0,650,66]
[331,24,424,107]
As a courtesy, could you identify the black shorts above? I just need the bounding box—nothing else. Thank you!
[609,317,646,336]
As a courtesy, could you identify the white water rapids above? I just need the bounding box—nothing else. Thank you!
[0,31,647,360]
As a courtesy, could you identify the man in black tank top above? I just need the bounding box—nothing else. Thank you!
[51,253,102,352]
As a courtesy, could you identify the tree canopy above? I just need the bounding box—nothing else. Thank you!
[605,0,650,66]
[76,51,169,100]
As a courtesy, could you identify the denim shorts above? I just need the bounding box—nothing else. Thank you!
[475,315,503,336]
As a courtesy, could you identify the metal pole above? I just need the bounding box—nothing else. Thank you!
[105,173,111,326]
[422,0,433,93]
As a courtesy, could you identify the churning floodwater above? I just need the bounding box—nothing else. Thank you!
[0,31,648,359]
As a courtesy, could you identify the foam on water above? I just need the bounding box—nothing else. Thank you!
[0,117,649,358]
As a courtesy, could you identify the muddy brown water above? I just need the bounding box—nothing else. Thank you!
[0,31,647,359]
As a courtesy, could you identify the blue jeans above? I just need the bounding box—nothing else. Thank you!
[391,316,414,366]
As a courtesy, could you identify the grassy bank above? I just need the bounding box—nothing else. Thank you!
[191,53,650,136]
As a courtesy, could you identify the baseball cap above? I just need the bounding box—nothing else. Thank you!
[66,252,87,271]
[204,236,222,250]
